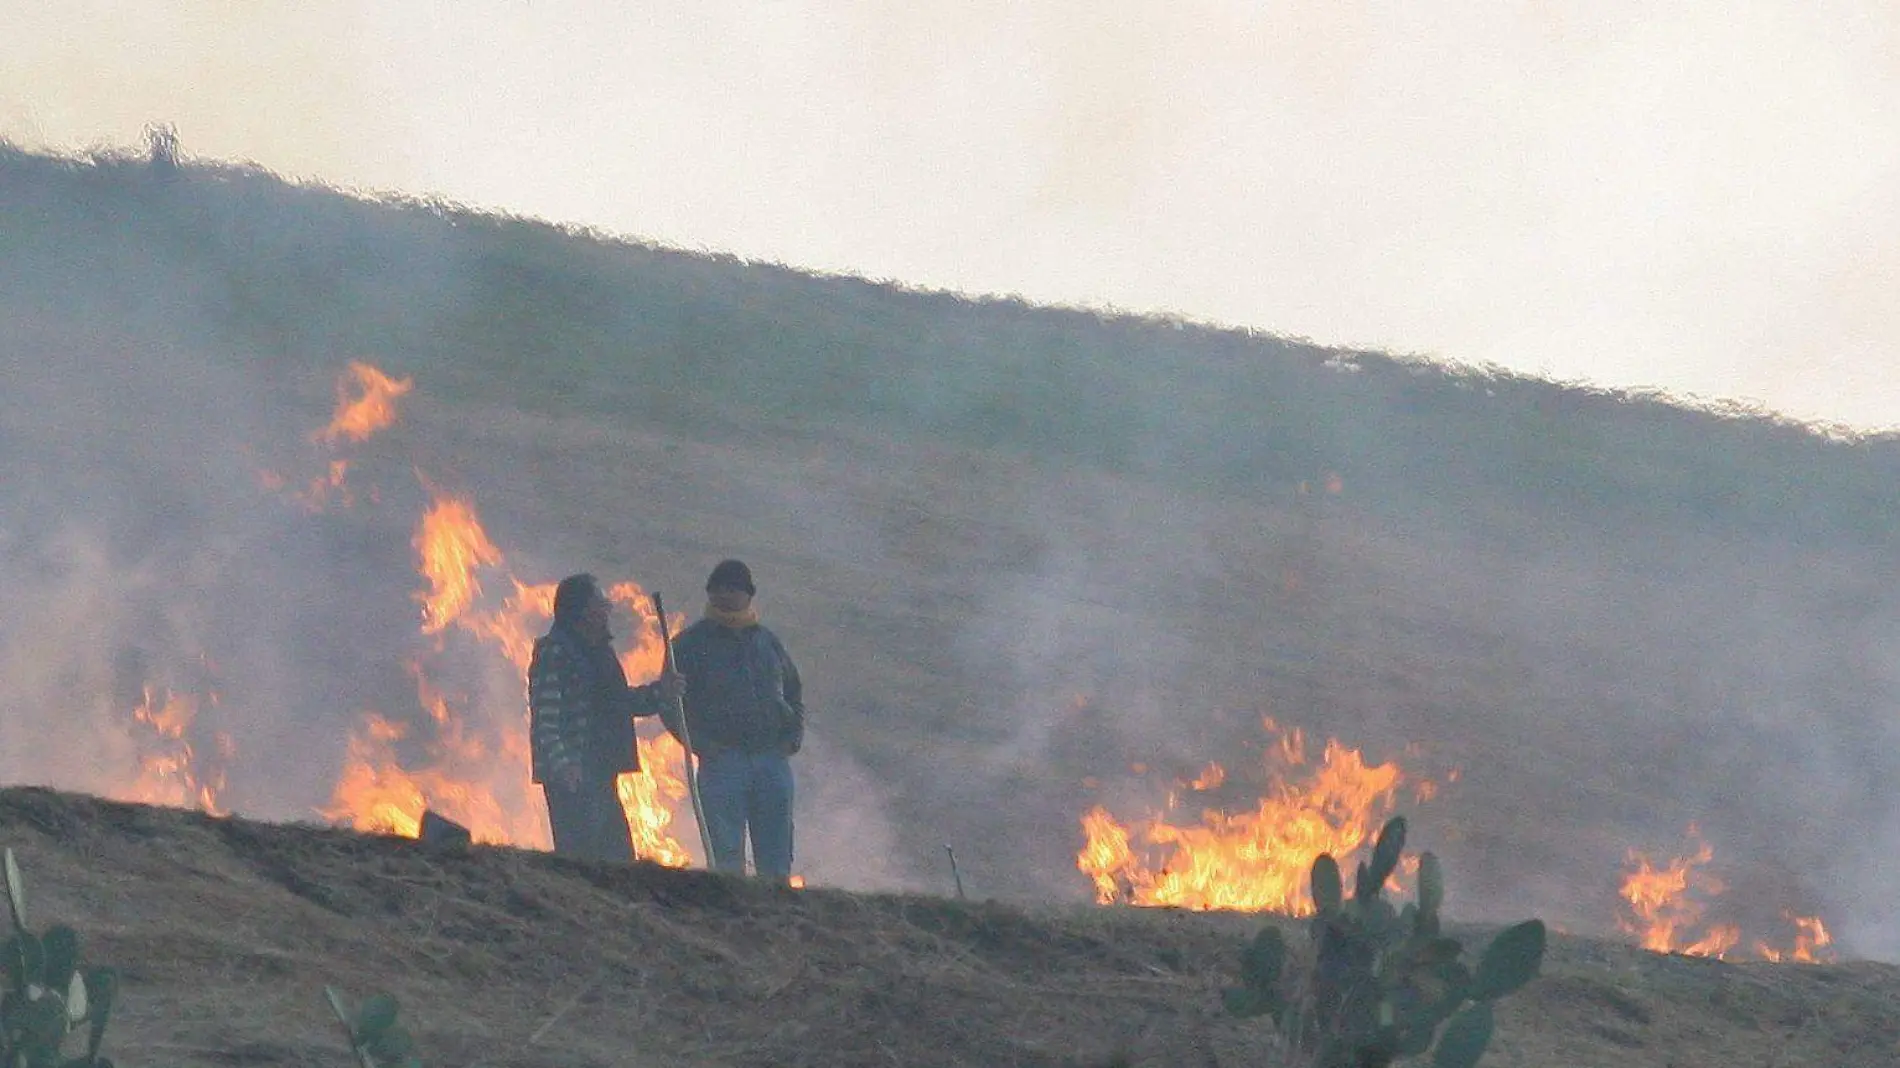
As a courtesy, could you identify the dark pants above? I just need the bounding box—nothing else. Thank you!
[697,750,794,879]
[542,778,634,863]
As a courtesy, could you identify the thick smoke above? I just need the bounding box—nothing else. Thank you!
[6,142,1900,963]
[0,318,415,816]
[0,154,918,891]
[938,439,1900,957]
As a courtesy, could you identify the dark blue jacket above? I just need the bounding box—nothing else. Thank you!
[667,618,804,756]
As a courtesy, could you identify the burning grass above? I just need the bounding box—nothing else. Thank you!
[104,360,1850,969]
[1619,828,1834,964]
[323,488,694,865]
[1077,721,1417,914]
[111,361,699,868]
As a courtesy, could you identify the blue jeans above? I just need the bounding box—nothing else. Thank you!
[696,750,794,879]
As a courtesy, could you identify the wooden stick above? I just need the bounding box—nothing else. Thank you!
[945,844,966,900]
[652,592,715,866]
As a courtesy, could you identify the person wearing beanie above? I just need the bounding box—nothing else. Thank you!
[664,558,806,881]
[528,573,684,862]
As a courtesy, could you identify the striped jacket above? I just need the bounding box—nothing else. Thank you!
[527,623,664,784]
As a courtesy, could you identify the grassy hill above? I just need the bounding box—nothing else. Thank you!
[8,788,1900,1068]
[5,133,1900,1026]
[7,140,1896,544]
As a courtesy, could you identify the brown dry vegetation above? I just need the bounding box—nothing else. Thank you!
[7,789,1900,1068]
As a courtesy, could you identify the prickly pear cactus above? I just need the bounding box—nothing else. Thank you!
[325,986,424,1068]
[0,848,118,1068]
[1221,817,1545,1068]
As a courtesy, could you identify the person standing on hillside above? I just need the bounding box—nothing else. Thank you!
[529,573,684,862]
[664,559,806,882]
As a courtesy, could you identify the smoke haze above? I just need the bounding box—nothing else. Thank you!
[3,103,1900,967]
[3,1,1897,427]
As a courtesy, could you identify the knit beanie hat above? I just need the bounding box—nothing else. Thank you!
[705,559,756,595]
[552,573,601,622]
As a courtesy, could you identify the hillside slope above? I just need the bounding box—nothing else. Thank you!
[6,789,1899,1068]
[4,140,1900,968]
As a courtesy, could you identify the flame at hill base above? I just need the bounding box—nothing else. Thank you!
[1619,828,1834,963]
[1757,914,1833,963]
[1078,720,1413,914]
[100,359,1858,939]
[110,686,233,817]
[106,360,693,866]
[323,487,692,865]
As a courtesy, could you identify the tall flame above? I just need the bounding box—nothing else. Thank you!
[414,494,505,634]
[1618,831,1728,954]
[325,487,691,865]
[1078,721,1410,913]
[115,366,413,810]
[112,686,232,816]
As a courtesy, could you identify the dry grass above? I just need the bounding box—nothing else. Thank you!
[4,789,1898,1068]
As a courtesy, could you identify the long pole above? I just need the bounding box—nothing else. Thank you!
[652,592,715,865]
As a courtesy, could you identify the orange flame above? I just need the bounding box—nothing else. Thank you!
[112,687,232,816]
[413,494,505,634]
[322,714,436,839]
[1618,831,1727,955]
[1187,763,1226,791]
[258,461,357,512]
[618,734,692,868]
[261,361,410,509]
[295,459,356,512]
[1757,914,1834,964]
[325,488,692,865]
[314,360,414,445]
[1682,924,1741,959]
[1619,832,1838,961]
[1078,722,1409,913]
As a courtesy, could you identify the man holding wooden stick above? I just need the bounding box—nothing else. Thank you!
[662,559,805,882]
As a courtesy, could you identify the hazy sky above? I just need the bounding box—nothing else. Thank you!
[5,1,1897,429]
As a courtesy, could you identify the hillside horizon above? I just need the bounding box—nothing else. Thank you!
[5,137,1900,976]
[15,787,1900,1068]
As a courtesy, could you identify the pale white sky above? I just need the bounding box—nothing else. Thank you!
[4,2,1897,429]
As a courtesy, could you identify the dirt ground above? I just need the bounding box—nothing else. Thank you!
[3,788,1896,1068]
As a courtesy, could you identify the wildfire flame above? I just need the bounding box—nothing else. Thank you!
[117,358,1866,929]
[413,493,506,634]
[112,686,232,816]
[1758,914,1834,963]
[258,459,359,512]
[315,360,414,445]
[256,361,414,510]
[325,485,692,865]
[1078,721,1410,913]
[1618,829,1833,962]
[1619,831,1726,954]
[619,734,693,868]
